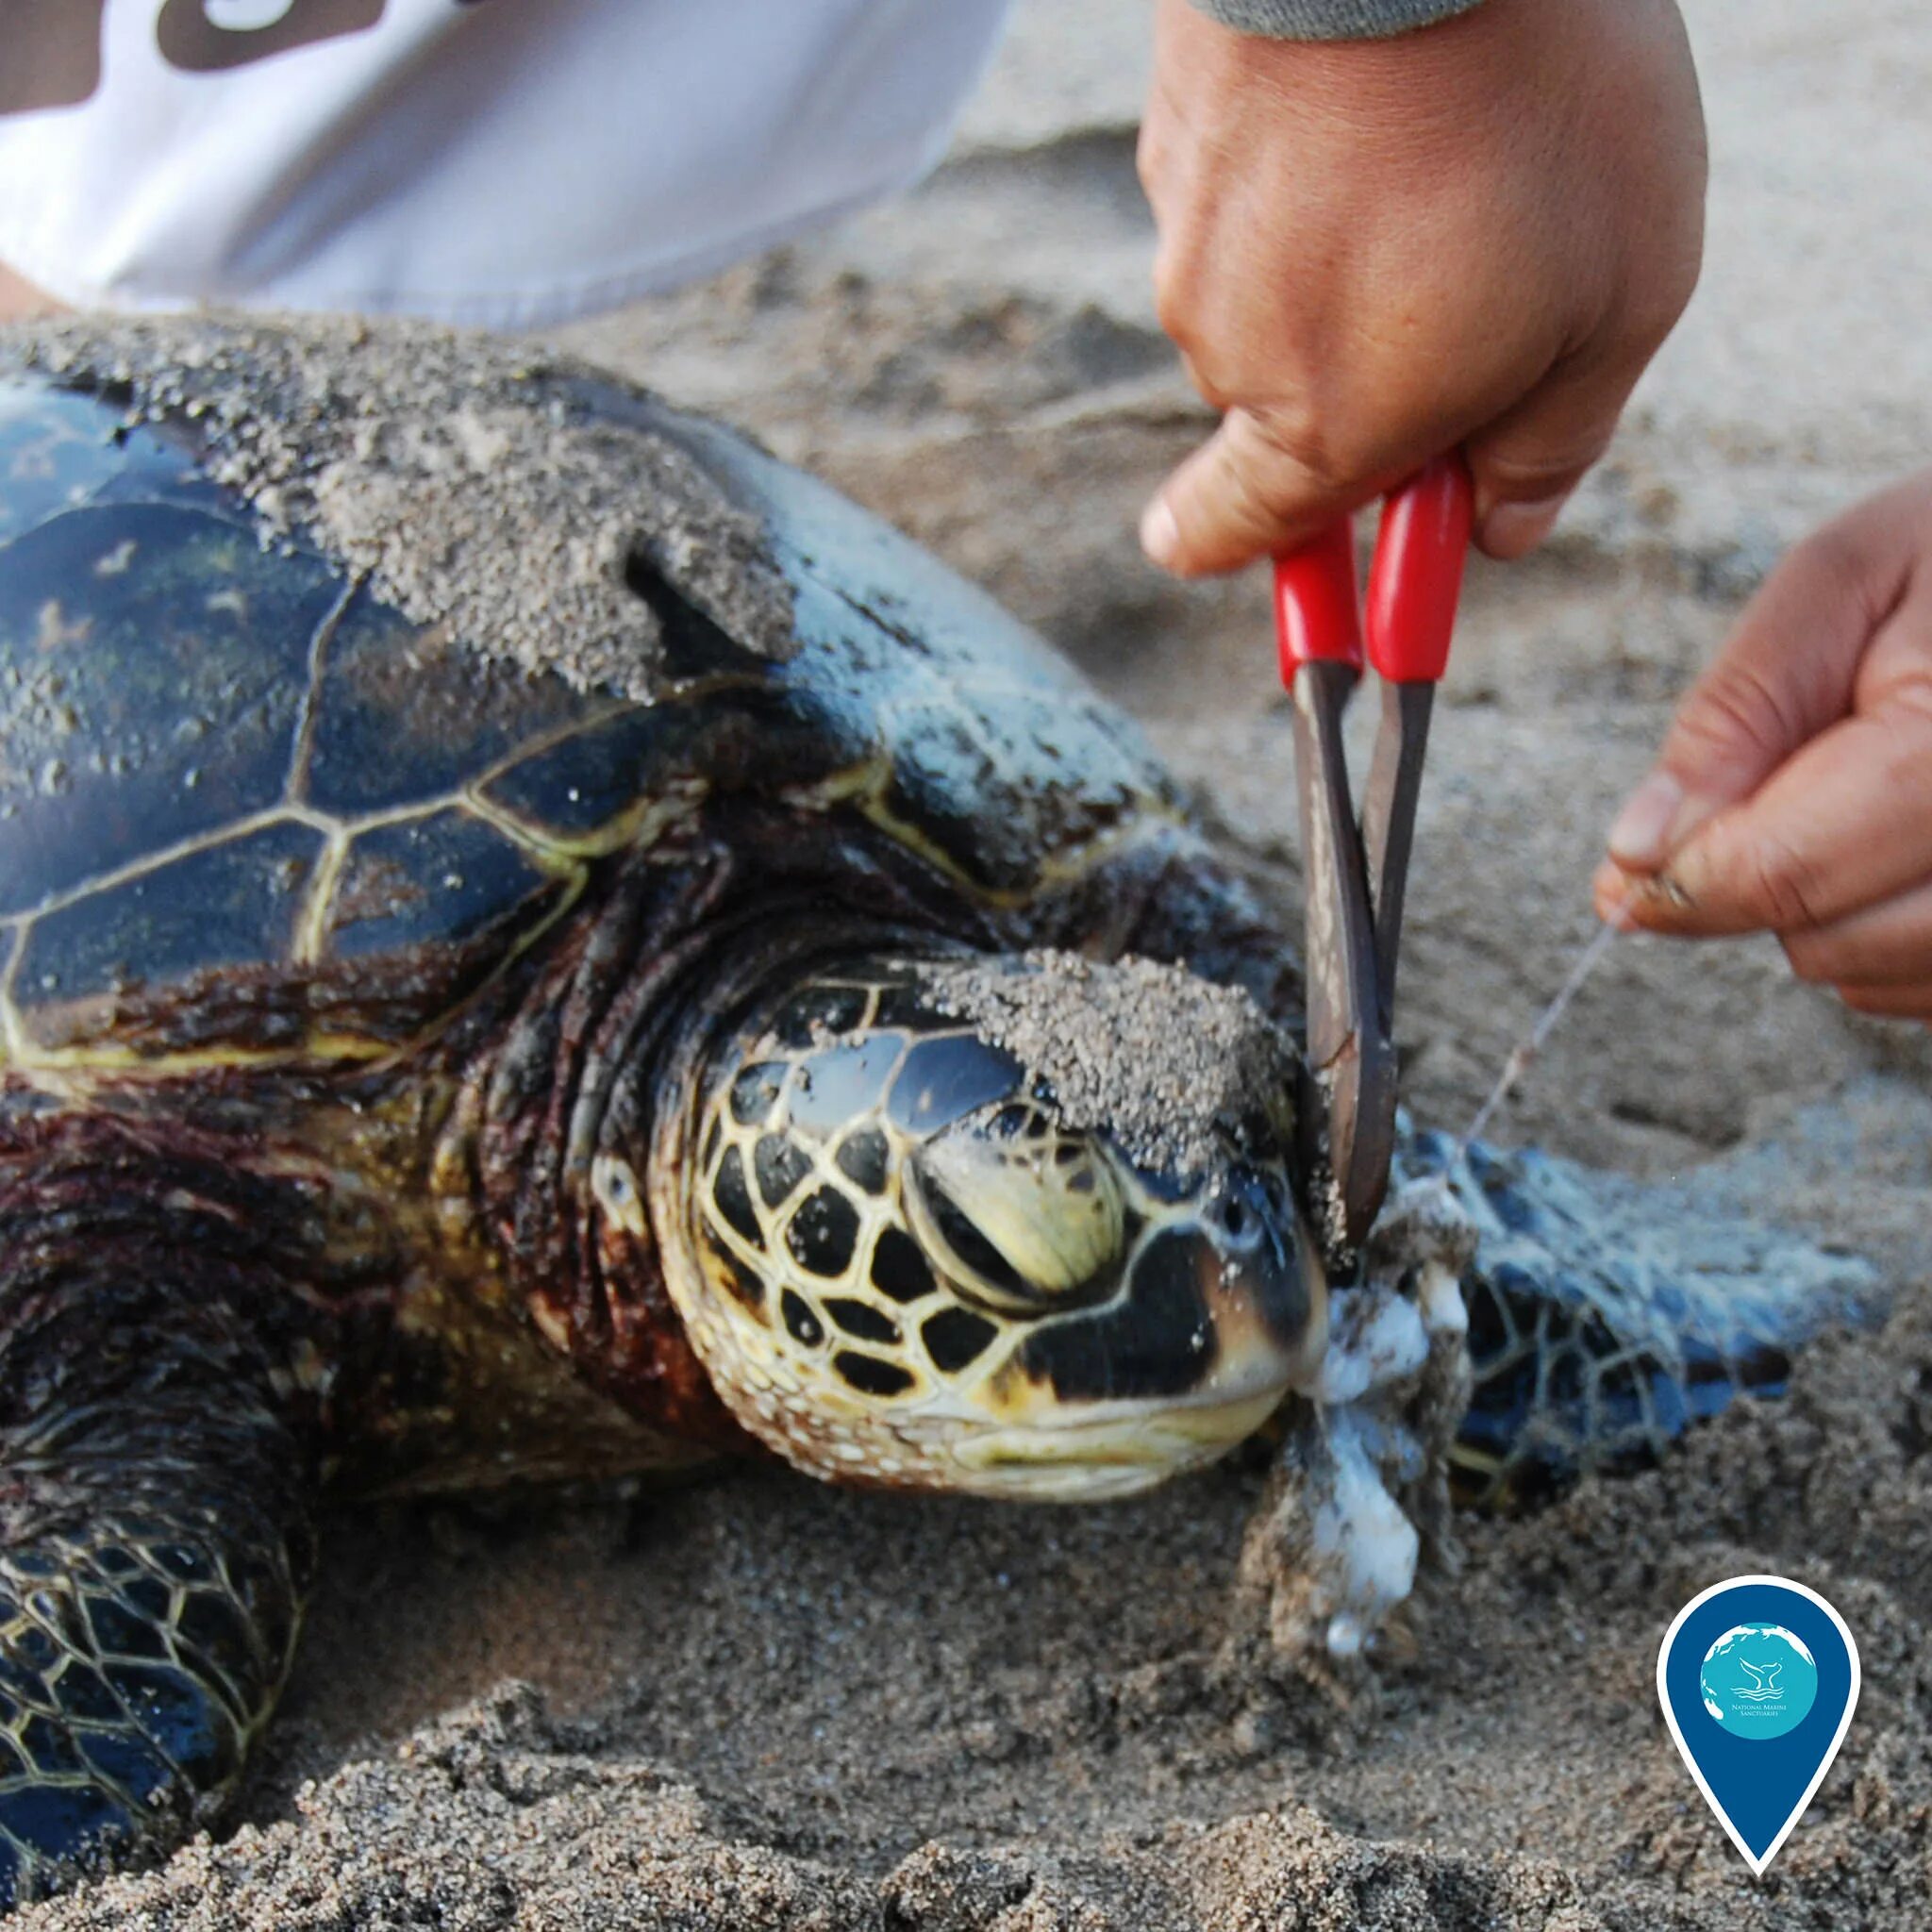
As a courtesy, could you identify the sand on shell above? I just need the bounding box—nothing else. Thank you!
[1,313,797,701]
[24,2,1932,1925]
[919,950,1296,1178]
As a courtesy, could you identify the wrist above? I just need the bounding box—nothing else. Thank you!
[1160,0,1701,202]
[1188,0,1485,41]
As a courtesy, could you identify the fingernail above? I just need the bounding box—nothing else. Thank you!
[1607,772,1686,869]
[1480,493,1566,559]
[1140,496,1180,570]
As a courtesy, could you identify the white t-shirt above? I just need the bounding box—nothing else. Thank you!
[0,0,1013,327]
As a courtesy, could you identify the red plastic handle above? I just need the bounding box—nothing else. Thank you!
[1365,454,1473,685]
[1273,515,1363,687]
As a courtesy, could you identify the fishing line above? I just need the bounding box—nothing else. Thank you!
[1454,900,1638,1158]
[1396,898,1640,1208]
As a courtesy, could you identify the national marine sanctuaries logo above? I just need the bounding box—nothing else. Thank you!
[1698,1623,1820,1742]
[1659,1576,1859,1875]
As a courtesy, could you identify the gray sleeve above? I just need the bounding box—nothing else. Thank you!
[1190,0,1485,39]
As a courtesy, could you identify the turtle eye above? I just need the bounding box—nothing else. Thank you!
[903,1106,1125,1318]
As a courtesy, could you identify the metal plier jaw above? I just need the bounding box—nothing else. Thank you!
[1274,456,1474,1269]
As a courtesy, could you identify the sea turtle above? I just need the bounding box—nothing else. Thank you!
[0,314,1869,1903]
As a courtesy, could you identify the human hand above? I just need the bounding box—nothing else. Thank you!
[1135,0,1707,575]
[1596,474,1932,1020]
[0,263,62,325]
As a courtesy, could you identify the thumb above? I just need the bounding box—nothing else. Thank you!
[1141,407,1376,578]
[1606,497,1920,876]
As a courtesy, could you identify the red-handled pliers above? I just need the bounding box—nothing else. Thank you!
[1274,455,1473,1262]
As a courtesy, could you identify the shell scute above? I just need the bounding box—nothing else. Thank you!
[300,587,588,818]
[322,807,565,964]
[1,377,240,545]
[0,499,338,921]
[13,820,323,1052]
[476,679,828,853]
[0,381,129,545]
[83,418,244,528]
[476,701,704,846]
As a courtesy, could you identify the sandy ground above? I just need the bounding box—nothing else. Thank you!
[28,4,1932,1926]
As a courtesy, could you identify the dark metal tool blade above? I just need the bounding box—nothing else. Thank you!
[1289,658,1397,1257]
[1360,679,1435,1029]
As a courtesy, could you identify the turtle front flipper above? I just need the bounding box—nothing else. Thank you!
[1402,1131,1883,1509]
[0,1269,312,1904]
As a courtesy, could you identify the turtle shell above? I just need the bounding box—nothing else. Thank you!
[0,324,1179,1072]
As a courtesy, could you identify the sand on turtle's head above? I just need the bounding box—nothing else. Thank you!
[0,311,796,702]
[917,949,1298,1180]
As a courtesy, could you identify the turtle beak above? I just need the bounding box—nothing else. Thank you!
[949,1385,1292,1499]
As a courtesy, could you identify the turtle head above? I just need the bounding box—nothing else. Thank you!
[632,951,1326,1500]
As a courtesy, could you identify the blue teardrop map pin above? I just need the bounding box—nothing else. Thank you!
[1657,1574,1860,1875]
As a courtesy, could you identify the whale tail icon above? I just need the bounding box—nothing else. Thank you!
[1738,1658,1785,1701]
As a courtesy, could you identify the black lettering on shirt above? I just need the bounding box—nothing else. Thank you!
[157,0,388,75]
[0,0,108,116]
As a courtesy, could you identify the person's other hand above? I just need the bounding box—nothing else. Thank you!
[1596,474,1932,1020]
[1136,0,1707,575]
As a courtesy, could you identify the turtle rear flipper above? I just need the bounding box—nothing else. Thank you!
[1404,1131,1882,1508]
[0,1276,310,1904]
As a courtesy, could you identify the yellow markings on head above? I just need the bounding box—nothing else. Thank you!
[908,1108,1124,1307]
[683,1028,1037,1437]
[642,958,1317,1503]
